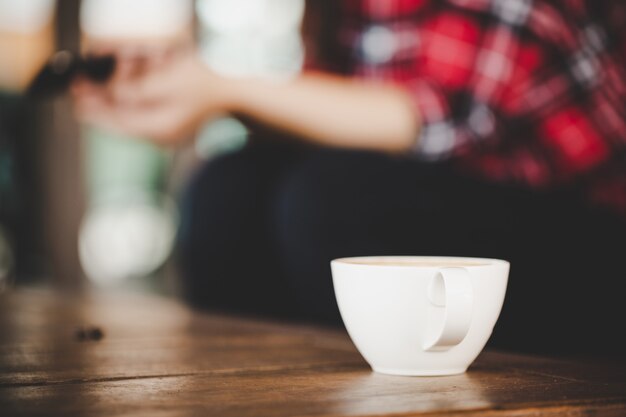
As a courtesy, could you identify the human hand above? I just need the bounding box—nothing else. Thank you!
[72,47,232,145]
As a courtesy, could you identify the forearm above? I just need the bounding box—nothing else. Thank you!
[222,72,421,153]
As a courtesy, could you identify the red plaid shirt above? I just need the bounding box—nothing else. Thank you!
[315,0,626,216]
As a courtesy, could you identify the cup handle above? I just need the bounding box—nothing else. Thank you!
[422,267,474,352]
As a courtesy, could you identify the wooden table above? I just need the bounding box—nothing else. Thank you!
[1,289,625,416]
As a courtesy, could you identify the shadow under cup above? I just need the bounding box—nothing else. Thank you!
[331,256,510,376]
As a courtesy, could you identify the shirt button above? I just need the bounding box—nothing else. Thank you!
[361,25,397,64]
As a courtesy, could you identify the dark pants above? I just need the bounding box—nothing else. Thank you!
[177,141,626,355]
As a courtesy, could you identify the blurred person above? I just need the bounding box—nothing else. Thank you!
[73,0,626,355]
[75,0,193,285]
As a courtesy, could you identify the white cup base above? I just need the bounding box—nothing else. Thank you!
[372,367,468,377]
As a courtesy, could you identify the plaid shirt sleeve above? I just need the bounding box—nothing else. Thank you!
[339,0,626,194]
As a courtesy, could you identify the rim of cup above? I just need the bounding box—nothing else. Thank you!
[331,256,510,268]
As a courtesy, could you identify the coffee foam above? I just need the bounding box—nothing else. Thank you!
[80,0,193,39]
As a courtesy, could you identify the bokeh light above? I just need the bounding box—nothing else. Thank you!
[79,194,177,286]
[197,0,305,78]
[0,0,55,33]
[80,0,193,40]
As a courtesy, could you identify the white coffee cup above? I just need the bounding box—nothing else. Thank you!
[331,256,509,376]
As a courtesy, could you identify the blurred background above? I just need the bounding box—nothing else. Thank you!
[0,0,306,294]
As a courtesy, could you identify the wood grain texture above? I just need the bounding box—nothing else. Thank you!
[0,288,624,417]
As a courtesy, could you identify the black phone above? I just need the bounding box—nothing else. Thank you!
[26,50,116,98]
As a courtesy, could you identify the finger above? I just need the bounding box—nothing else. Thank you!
[77,102,144,138]
[77,97,196,146]
[74,94,114,125]
[70,75,106,99]
[112,107,181,143]
[109,66,173,106]
[107,104,196,145]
